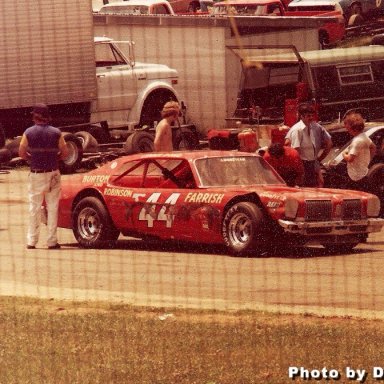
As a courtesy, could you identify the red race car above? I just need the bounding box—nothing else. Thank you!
[56,151,384,255]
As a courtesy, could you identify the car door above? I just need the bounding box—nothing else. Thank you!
[94,41,138,128]
[103,158,200,240]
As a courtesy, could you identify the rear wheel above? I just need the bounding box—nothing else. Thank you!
[222,202,264,255]
[348,4,364,26]
[173,127,199,150]
[72,196,120,248]
[124,132,154,154]
[60,132,83,174]
[75,131,99,153]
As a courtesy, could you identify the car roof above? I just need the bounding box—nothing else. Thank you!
[116,150,260,163]
[215,0,280,5]
[100,0,171,8]
[288,0,339,6]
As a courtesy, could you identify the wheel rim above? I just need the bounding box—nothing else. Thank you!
[77,207,102,242]
[65,141,79,165]
[227,212,253,247]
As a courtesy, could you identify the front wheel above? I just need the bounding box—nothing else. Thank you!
[72,197,120,248]
[222,202,264,255]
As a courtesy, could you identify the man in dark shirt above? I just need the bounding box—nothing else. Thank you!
[19,104,68,250]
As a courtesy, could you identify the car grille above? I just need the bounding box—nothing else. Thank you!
[304,199,362,221]
[342,199,362,220]
[305,200,332,221]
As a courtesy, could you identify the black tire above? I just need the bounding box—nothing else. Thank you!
[88,125,110,144]
[124,132,154,154]
[72,196,120,248]
[60,132,83,174]
[348,13,364,26]
[187,1,200,12]
[139,92,177,128]
[322,242,359,254]
[173,128,199,150]
[75,131,99,153]
[0,125,5,149]
[222,202,264,255]
[0,148,12,163]
[5,136,22,158]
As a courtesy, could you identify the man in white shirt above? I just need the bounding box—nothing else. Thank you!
[343,112,376,190]
[285,103,332,187]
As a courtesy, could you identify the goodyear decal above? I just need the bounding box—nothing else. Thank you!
[104,188,133,197]
[184,192,225,204]
[259,192,285,201]
[82,175,110,186]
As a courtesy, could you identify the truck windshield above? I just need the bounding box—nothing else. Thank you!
[195,156,284,187]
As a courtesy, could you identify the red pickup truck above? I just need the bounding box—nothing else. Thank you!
[212,0,345,46]
[285,0,346,45]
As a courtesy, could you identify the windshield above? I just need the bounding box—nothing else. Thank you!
[100,5,150,14]
[213,4,267,15]
[195,156,284,187]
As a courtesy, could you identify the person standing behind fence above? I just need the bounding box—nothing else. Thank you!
[342,112,376,190]
[154,101,180,152]
[285,103,332,187]
[19,104,69,250]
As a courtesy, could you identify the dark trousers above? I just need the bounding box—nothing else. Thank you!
[302,160,317,187]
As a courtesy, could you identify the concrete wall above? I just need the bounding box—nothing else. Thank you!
[94,15,321,133]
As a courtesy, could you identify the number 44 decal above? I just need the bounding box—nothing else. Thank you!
[138,192,180,228]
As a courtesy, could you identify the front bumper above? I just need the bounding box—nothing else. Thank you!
[278,218,384,236]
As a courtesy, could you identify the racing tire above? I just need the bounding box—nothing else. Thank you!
[60,132,83,174]
[124,131,154,154]
[173,128,199,151]
[348,13,364,26]
[72,196,120,249]
[88,125,110,144]
[0,148,12,163]
[322,242,359,254]
[75,131,99,153]
[222,202,264,256]
[319,30,330,48]
[5,136,22,158]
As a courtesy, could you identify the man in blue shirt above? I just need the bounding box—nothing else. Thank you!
[19,104,68,250]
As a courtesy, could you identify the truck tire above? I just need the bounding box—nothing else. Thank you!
[367,163,384,216]
[75,131,99,153]
[60,132,83,174]
[124,132,154,154]
[0,125,5,149]
[140,91,177,128]
[173,128,199,150]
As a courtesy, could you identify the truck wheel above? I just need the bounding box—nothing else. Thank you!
[367,164,384,215]
[72,196,120,248]
[124,132,154,154]
[173,128,199,150]
[140,92,177,128]
[222,202,264,256]
[60,132,83,174]
[75,131,99,153]
[187,1,200,12]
